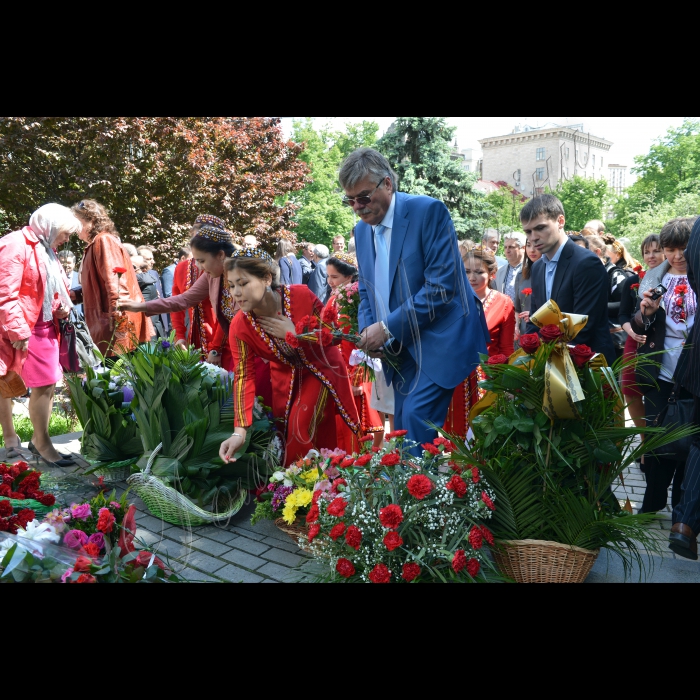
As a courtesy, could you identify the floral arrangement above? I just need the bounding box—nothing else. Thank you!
[302,434,497,584]
[0,462,57,514]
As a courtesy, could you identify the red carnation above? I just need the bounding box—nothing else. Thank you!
[83,543,101,559]
[0,500,12,518]
[308,316,320,331]
[570,344,596,369]
[38,494,56,507]
[422,443,440,456]
[469,526,484,550]
[0,486,10,498]
[480,526,495,546]
[540,325,564,343]
[488,354,509,366]
[331,478,347,493]
[386,430,408,440]
[97,508,116,534]
[320,329,334,347]
[74,556,93,574]
[407,474,433,501]
[285,332,300,348]
[345,526,363,551]
[402,563,421,583]
[75,574,97,584]
[295,316,311,334]
[381,453,401,467]
[17,509,35,529]
[341,456,356,469]
[308,524,321,544]
[372,446,382,453]
[453,550,468,574]
[472,467,481,484]
[321,305,338,325]
[675,284,689,295]
[330,523,346,541]
[446,475,468,499]
[369,563,392,584]
[336,558,356,579]
[327,498,348,518]
[380,504,404,530]
[520,333,542,355]
[482,492,496,511]
[630,284,640,291]
[113,267,127,276]
[633,265,644,274]
[354,454,373,467]
[639,271,646,280]
[384,531,404,552]
[306,505,320,524]
[467,559,481,578]
[360,435,374,443]
[522,288,533,297]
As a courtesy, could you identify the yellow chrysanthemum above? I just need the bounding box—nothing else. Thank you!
[294,488,314,508]
[302,469,321,484]
[283,503,298,525]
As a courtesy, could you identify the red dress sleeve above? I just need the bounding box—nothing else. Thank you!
[497,295,516,357]
[231,327,257,429]
[170,261,189,342]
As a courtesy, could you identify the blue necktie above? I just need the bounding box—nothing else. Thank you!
[374,225,390,324]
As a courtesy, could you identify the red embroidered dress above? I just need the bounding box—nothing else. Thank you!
[323,294,385,453]
[444,290,516,440]
[231,285,361,466]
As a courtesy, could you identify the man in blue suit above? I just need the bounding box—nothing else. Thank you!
[522,195,616,366]
[339,148,489,453]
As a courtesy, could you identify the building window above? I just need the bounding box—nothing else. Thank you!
[536,147,546,161]
[592,155,596,168]
[536,168,546,181]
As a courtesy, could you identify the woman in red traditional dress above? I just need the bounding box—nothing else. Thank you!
[218,249,360,467]
[324,254,385,453]
[444,247,516,441]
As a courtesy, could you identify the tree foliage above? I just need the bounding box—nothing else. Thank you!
[549,175,612,232]
[291,118,379,248]
[376,117,491,238]
[484,183,527,233]
[0,117,310,263]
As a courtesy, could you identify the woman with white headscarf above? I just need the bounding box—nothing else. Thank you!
[0,204,82,466]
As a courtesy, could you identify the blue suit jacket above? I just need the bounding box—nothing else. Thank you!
[356,192,489,390]
[526,239,616,366]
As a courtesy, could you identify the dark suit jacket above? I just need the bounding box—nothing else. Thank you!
[526,239,616,366]
[308,258,330,305]
[682,218,700,397]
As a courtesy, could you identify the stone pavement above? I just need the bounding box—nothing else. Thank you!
[8,431,700,584]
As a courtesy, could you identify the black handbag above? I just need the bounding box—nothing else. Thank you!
[59,310,99,373]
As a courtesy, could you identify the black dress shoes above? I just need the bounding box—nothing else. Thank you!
[28,442,75,469]
[669,524,699,561]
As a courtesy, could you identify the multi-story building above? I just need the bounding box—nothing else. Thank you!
[478,123,613,198]
[608,164,628,196]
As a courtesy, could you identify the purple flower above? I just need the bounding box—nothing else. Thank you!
[271,486,294,512]
[64,530,89,550]
[70,503,92,521]
[161,341,172,350]
[88,533,106,551]
[121,387,135,405]
[324,466,340,480]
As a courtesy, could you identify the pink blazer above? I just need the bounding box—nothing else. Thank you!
[0,228,48,375]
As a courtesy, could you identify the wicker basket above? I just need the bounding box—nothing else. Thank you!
[493,540,600,584]
[127,444,248,528]
[274,518,309,550]
[89,459,137,483]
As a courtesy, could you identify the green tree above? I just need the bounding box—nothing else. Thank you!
[549,175,612,232]
[485,184,527,233]
[0,207,8,235]
[376,117,491,238]
[291,118,379,248]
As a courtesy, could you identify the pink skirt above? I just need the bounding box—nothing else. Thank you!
[22,321,62,389]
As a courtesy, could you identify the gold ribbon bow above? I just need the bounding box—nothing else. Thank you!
[530,300,589,420]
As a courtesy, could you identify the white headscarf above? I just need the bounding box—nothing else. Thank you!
[28,204,80,322]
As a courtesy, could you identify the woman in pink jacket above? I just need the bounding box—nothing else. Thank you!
[0,204,82,466]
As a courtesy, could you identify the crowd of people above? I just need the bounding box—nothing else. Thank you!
[0,147,698,562]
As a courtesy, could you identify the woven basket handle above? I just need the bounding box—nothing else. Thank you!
[145,443,164,476]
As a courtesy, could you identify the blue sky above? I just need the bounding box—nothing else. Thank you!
[281,117,691,174]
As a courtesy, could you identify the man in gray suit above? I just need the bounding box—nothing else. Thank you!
[308,244,331,304]
[495,232,526,304]
[670,217,700,560]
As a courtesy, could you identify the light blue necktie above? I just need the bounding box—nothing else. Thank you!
[374,225,390,324]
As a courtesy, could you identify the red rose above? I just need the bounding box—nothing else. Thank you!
[330,523,346,541]
[469,526,484,550]
[0,501,12,518]
[336,558,356,579]
[570,344,595,369]
[308,524,321,543]
[345,525,363,551]
[446,475,468,499]
[522,288,533,297]
[482,492,496,511]
[383,531,404,552]
[97,508,116,534]
[402,563,421,583]
[75,574,97,584]
[354,454,373,467]
[285,332,300,348]
[385,430,408,440]
[630,284,640,291]
[540,325,564,343]
[453,550,468,574]
[306,505,320,524]
[83,543,101,559]
[379,504,404,530]
[407,474,433,501]
[327,498,348,518]
[369,563,392,584]
[467,559,481,578]
[74,556,93,574]
[488,354,509,366]
[472,467,481,484]
[480,526,495,546]
[380,453,401,467]
[113,267,127,275]
[422,443,440,456]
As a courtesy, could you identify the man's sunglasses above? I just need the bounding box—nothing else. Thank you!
[342,180,385,208]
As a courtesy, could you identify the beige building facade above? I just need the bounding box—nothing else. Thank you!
[479,125,613,198]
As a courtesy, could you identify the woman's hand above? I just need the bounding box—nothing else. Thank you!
[11,339,30,352]
[519,311,530,324]
[120,300,146,313]
[207,352,222,366]
[640,290,661,318]
[175,338,188,348]
[54,305,70,320]
[258,316,296,340]
[352,386,363,397]
[219,429,247,463]
[622,322,647,345]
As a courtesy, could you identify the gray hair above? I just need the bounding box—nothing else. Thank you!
[314,244,330,260]
[482,228,501,243]
[338,148,398,192]
[347,237,356,255]
[504,232,527,247]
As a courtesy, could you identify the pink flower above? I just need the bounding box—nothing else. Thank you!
[70,503,92,521]
[110,502,122,510]
[324,466,341,480]
[61,568,74,584]
[88,533,106,551]
[64,530,89,550]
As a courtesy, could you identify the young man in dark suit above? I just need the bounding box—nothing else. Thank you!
[670,216,700,560]
[523,195,616,366]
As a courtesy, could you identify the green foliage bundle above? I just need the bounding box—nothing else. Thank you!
[549,175,613,232]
